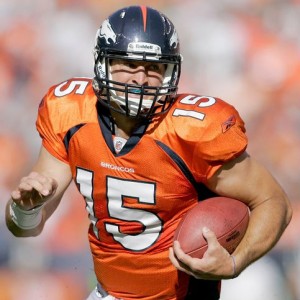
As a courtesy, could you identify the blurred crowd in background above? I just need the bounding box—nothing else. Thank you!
[1,0,300,299]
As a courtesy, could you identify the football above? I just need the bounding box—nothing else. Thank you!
[173,197,249,258]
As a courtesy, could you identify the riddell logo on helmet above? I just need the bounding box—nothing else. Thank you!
[138,45,152,50]
[128,42,161,55]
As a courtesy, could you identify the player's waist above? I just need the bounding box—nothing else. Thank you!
[91,247,189,300]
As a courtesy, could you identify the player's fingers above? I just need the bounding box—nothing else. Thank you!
[11,174,57,210]
[28,171,52,187]
[172,241,198,268]
[202,227,219,250]
[36,174,58,196]
[170,242,188,268]
[169,247,181,269]
[169,246,194,275]
[11,179,41,202]
[11,190,22,200]
[11,179,39,205]
[18,178,44,195]
[21,173,56,196]
[170,244,211,280]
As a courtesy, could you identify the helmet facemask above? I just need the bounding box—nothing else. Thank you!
[94,50,181,119]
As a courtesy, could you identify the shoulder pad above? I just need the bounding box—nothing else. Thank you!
[167,93,248,161]
[38,77,96,132]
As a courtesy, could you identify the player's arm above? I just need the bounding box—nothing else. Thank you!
[207,152,292,274]
[170,151,292,279]
[5,145,72,237]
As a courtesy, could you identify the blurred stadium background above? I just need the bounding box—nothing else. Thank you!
[0,0,299,299]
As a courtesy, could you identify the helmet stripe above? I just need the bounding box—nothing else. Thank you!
[140,6,147,32]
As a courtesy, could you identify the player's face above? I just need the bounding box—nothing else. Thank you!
[110,59,166,99]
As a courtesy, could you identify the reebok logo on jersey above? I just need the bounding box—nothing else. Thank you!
[100,161,135,173]
[222,115,236,133]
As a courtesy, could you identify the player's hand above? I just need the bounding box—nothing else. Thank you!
[169,227,236,280]
[11,171,58,210]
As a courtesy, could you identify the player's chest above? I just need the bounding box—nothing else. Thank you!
[68,123,187,181]
[66,122,197,206]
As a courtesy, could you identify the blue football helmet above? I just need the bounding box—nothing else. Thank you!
[93,6,182,118]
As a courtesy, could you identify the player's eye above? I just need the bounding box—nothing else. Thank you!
[148,64,159,71]
[124,62,138,69]
[147,63,166,75]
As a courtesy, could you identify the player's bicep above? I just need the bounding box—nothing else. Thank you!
[206,152,284,210]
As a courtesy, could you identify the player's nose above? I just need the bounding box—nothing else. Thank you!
[132,66,148,85]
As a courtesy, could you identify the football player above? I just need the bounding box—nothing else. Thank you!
[6,5,292,300]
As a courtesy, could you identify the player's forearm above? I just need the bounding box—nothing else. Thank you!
[233,194,292,275]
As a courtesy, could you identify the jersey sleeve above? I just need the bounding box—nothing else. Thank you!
[193,99,247,161]
[36,78,96,164]
[168,94,248,181]
[194,102,247,180]
[36,86,70,163]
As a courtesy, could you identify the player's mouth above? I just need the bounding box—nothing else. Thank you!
[128,88,142,94]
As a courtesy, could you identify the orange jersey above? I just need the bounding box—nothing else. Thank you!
[36,78,247,300]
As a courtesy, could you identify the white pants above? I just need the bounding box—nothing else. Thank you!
[86,283,120,300]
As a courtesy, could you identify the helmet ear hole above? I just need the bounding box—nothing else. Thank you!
[93,6,182,118]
